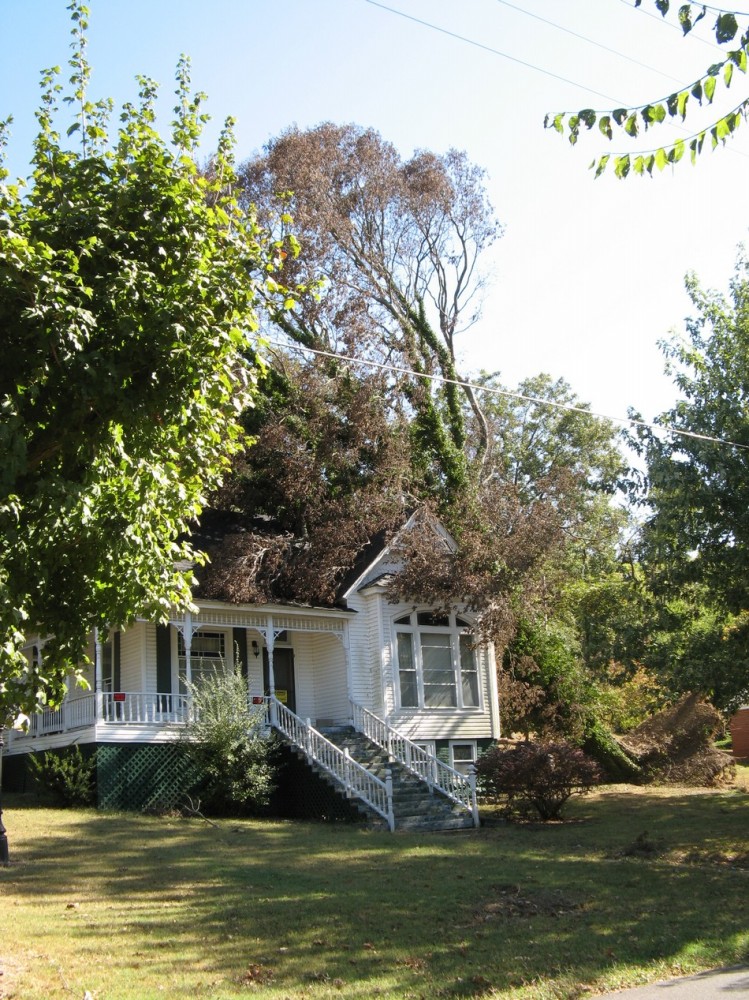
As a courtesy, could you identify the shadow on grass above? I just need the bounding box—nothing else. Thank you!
[1,787,748,998]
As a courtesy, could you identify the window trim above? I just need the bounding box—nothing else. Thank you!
[174,628,232,693]
[393,610,482,711]
[450,740,478,775]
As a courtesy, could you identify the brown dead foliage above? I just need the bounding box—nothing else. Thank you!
[617,693,735,786]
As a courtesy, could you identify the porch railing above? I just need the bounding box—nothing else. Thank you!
[350,702,479,827]
[267,697,394,831]
[18,695,97,738]
[100,691,191,725]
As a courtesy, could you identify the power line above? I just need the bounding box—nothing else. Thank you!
[363,0,624,106]
[495,0,684,85]
[257,336,749,453]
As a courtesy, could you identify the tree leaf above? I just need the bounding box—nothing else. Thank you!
[678,4,692,34]
[614,154,631,179]
[691,80,703,103]
[655,147,669,171]
[715,12,739,43]
[704,74,717,104]
[594,154,610,178]
[724,61,734,88]
[599,115,613,140]
[578,108,597,129]
[612,108,628,126]
[624,113,639,137]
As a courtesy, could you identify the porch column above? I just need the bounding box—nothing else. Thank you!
[94,628,104,722]
[343,621,353,720]
[265,615,276,698]
[184,610,193,689]
[265,616,276,726]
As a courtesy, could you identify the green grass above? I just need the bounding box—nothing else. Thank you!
[1,774,748,1000]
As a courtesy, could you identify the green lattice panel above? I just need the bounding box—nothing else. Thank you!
[97,743,198,813]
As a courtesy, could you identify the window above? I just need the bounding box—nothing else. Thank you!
[450,742,477,775]
[394,611,480,710]
[178,630,227,692]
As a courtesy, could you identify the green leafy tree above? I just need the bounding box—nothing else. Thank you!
[0,4,287,722]
[546,2,749,176]
[631,252,749,707]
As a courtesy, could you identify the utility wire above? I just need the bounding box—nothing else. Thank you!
[363,0,623,105]
[495,0,684,85]
[257,336,749,453]
[363,1,749,160]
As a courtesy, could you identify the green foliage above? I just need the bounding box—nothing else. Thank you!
[629,254,749,709]
[477,739,602,820]
[0,3,290,721]
[27,745,96,806]
[592,663,666,734]
[181,666,278,815]
[546,2,749,175]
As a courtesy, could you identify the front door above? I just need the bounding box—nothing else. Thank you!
[263,647,296,714]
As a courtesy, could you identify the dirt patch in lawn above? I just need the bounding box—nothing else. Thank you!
[474,883,584,922]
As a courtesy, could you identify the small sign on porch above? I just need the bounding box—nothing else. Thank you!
[113,693,126,703]
[276,689,288,704]
[252,696,264,705]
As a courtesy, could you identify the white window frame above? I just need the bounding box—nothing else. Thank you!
[393,610,482,711]
[450,740,478,775]
[174,628,232,693]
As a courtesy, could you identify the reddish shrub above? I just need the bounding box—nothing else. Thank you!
[477,740,602,821]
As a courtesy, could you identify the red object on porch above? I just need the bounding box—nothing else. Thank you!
[730,708,749,759]
[251,696,264,705]
[113,693,126,703]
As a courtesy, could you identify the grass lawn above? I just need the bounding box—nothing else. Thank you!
[0,771,747,1000]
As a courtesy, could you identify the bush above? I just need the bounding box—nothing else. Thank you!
[28,746,97,806]
[182,667,278,816]
[477,740,602,821]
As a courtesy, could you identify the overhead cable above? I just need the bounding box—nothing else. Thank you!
[257,336,749,452]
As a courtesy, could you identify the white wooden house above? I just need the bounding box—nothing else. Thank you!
[5,515,500,830]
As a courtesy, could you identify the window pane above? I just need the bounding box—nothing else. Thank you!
[394,614,412,625]
[459,635,479,707]
[397,632,418,708]
[420,633,456,707]
[452,744,476,774]
[417,611,449,627]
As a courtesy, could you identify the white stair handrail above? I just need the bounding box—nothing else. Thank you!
[267,697,394,831]
[350,702,479,827]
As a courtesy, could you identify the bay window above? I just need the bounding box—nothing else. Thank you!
[394,611,480,710]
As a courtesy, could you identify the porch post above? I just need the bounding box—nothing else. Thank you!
[266,616,276,726]
[343,621,353,722]
[94,628,104,723]
[184,610,193,689]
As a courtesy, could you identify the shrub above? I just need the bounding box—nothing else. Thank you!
[28,746,97,806]
[477,740,602,821]
[182,666,278,816]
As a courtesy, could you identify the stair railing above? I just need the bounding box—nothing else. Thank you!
[268,697,394,832]
[350,702,479,827]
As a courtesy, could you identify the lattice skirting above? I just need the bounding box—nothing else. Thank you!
[96,743,199,813]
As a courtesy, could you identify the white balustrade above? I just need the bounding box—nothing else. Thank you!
[100,692,191,724]
[268,697,394,831]
[350,701,479,827]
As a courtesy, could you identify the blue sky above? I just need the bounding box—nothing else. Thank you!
[4,0,749,427]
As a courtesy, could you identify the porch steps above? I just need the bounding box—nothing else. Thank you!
[316,727,475,833]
